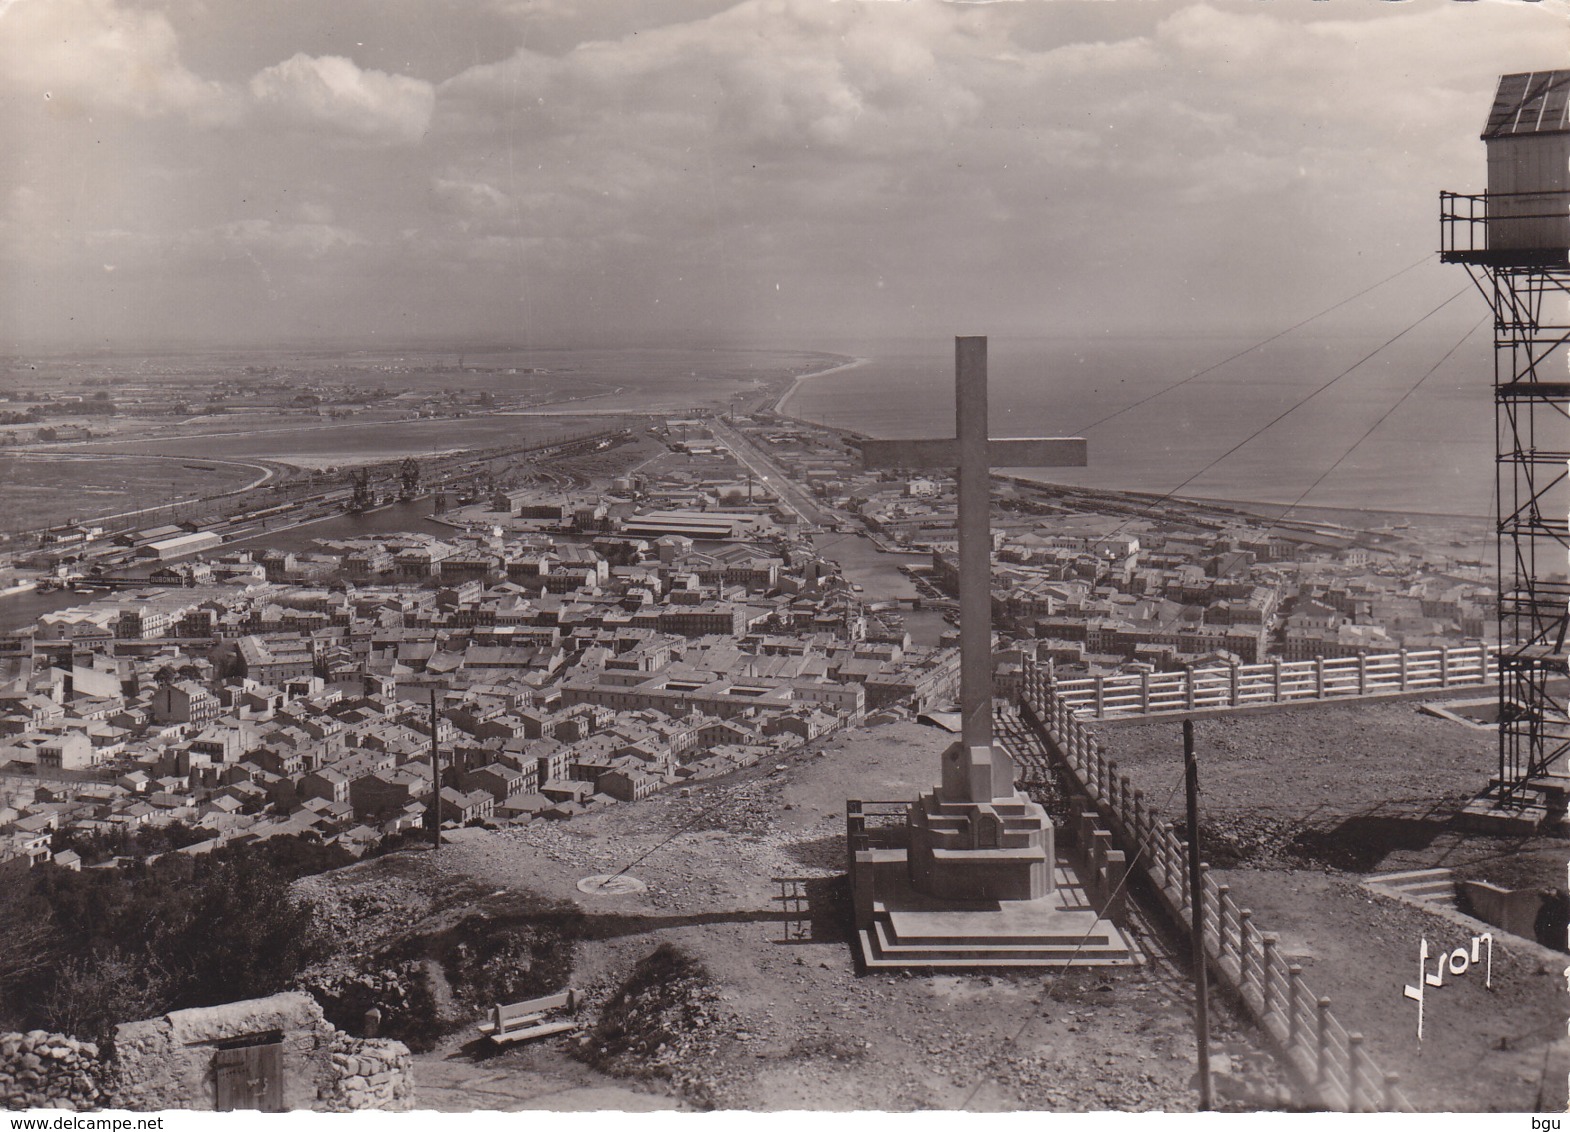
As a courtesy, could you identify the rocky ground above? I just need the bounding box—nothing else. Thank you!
[299,721,1292,1112]
[1101,697,1570,1111]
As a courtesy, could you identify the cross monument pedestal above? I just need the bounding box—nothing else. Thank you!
[847,339,1137,966]
[860,336,1086,904]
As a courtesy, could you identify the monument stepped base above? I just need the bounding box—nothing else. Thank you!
[851,851,1140,969]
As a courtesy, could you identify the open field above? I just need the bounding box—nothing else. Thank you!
[59,415,631,466]
[0,345,849,536]
[1,345,839,413]
[1097,699,1570,1111]
[0,416,628,536]
[0,451,265,532]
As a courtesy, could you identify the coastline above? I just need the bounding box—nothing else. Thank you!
[1198,497,1490,529]
[772,355,871,418]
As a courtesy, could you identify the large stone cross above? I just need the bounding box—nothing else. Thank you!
[861,336,1087,801]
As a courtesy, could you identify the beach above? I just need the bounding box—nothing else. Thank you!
[772,355,871,417]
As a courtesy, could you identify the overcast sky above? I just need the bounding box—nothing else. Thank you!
[2,0,1565,352]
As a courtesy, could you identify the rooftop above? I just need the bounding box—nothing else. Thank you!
[1483,70,1570,140]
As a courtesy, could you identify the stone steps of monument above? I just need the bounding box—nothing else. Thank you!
[858,924,1140,968]
[875,916,1110,949]
[859,911,1140,968]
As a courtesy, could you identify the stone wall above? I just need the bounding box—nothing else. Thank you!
[0,1032,104,1111]
[108,992,412,1113]
[320,1033,415,1112]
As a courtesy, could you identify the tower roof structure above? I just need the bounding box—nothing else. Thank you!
[1482,70,1570,140]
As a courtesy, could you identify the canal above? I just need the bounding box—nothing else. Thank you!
[812,531,950,647]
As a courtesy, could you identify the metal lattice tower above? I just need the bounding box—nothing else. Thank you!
[1442,70,1570,811]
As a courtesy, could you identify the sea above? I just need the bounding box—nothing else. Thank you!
[783,334,1511,521]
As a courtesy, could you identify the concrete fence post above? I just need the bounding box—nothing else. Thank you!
[1103,849,1126,921]
[1238,910,1254,986]
[1131,789,1145,847]
[1272,658,1283,702]
[1316,997,1333,1088]
[1091,829,1114,903]
[1439,646,1449,688]
[1216,885,1232,958]
[1358,653,1368,695]
[1140,669,1150,714]
[1261,934,1279,1020]
[1288,964,1303,1045]
[1382,1073,1401,1112]
[1399,648,1409,691]
[1229,661,1240,706]
[1185,665,1196,710]
[1314,657,1325,699]
[1106,760,1120,817]
[1094,674,1106,719]
[1348,1033,1365,1111]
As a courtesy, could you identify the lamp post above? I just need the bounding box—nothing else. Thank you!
[428,687,442,849]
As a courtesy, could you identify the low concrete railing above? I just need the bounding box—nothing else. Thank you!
[1018,659,1412,1113]
[1051,644,1494,721]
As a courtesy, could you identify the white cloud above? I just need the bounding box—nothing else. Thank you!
[206,218,367,258]
[0,0,237,122]
[249,53,435,144]
[6,0,1565,347]
[433,177,511,218]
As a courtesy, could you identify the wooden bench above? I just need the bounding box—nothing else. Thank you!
[477,989,578,1045]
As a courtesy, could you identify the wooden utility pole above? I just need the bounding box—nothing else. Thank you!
[429,687,442,850]
[1186,719,1213,1110]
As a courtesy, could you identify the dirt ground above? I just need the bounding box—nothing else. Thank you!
[1100,698,1570,1112]
[302,721,1292,1112]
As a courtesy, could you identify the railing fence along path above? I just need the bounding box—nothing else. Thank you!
[1051,644,1493,721]
[1018,659,1413,1113]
